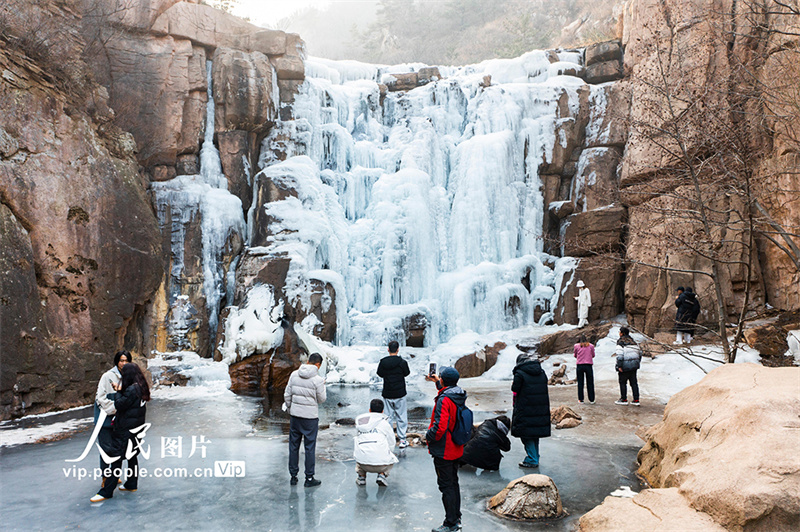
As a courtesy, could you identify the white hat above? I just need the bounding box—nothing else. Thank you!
[576,280,585,287]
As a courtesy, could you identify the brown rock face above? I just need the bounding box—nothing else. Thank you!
[584,81,630,149]
[488,474,565,520]
[562,206,626,257]
[454,342,506,378]
[152,1,288,56]
[217,130,256,214]
[624,187,764,336]
[584,61,623,84]
[386,72,419,91]
[571,147,621,212]
[0,46,163,419]
[585,40,622,67]
[636,364,800,531]
[212,47,278,134]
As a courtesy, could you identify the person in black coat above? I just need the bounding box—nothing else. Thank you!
[376,340,411,448]
[674,286,699,344]
[93,363,150,502]
[511,355,550,468]
[460,415,511,471]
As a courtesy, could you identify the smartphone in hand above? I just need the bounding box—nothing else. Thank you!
[428,362,437,376]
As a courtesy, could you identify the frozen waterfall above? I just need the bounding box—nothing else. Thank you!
[253,51,583,346]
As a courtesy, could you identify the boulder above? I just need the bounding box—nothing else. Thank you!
[743,322,793,358]
[418,66,442,84]
[402,313,429,348]
[637,364,800,531]
[550,405,582,424]
[571,147,621,212]
[584,61,623,84]
[488,474,565,520]
[212,48,278,134]
[454,342,506,378]
[579,488,726,531]
[537,322,613,355]
[548,364,568,385]
[585,40,622,66]
[556,417,582,429]
[562,206,626,257]
[88,0,182,32]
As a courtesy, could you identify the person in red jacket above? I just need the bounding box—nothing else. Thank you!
[425,367,467,532]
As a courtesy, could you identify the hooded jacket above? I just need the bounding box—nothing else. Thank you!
[353,412,399,466]
[284,364,326,419]
[426,385,467,460]
[615,335,642,372]
[675,291,698,332]
[94,366,120,429]
[511,359,551,439]
[460,418,511,470]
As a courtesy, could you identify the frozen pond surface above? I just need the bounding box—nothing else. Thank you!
[0,381,645,531]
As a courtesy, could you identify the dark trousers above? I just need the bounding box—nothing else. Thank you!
[618,370,639,401]
[577,364,595,402]
[433,456,461,527]
[289,416,318,478]
[97,433,139,497]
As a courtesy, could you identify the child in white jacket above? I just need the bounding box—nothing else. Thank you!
[354,398,399,486]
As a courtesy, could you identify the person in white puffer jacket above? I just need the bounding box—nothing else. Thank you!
[285,353,327,487]
[354,398,399,487]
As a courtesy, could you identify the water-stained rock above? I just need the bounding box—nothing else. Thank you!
[488,474,566,520]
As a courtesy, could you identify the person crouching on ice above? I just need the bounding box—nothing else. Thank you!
[354,398,399,487]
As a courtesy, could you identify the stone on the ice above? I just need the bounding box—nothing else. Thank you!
[454,342,506,378]
[488,474,565,520]
[556,417,582,429]
[551,405,582,424]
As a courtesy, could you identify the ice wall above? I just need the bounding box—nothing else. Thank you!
[255,52,583,345]
[152,61,246,351]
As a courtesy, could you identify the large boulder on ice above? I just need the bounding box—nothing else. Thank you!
[579,488,726,531]
[488,474,565,520]
[636,364,800,530]
[743,313,800,364]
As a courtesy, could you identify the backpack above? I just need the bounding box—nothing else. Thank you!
[451,403,474,446]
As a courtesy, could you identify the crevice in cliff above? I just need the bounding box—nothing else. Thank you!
[0,188,33,233]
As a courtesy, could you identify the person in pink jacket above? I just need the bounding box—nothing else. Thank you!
[573,334,596,404]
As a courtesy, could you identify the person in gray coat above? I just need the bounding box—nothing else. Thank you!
[615,327,642,406]
[285,352,327,487]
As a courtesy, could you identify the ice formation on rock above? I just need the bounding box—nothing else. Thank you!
[152,61,246,350]
[248,51,583,346]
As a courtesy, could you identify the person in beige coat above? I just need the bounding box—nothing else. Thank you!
[284,352,326,487]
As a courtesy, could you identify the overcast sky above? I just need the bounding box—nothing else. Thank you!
[231,0,332,26]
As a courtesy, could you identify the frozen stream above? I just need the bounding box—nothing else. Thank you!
[0,379,647,532]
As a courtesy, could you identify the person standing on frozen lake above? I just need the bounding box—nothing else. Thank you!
[575,280,592,327]
[425,367,467,532]
[91,351,128,492]
[573,334,596,404]
[354,398,398,487]
[285,352,326,487]
[511,354,550,468]
[615,327,642,406]
[377,340,411,448]
[674,286,699,344]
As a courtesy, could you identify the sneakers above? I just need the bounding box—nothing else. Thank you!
[376,473,388,487]
[578,400,584,404]
[118,486,137,492]
[589,400,595,405]
[398,439,409,449]
[304,477,321,488]
[431,524,461,532]
[89,494,107,503]
[631,400,641,406]
[356,476,366,486]
[615,399,629,405]
[519,461,539,468]
[290,476,298,485]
